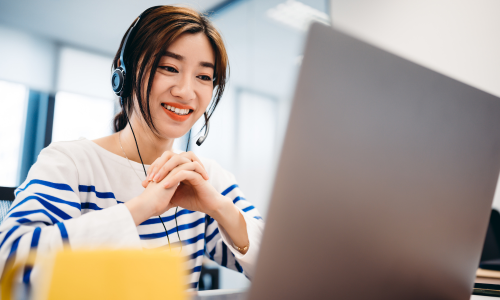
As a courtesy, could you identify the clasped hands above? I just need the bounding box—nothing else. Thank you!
[125,151,226,226]
[124,150,250,254]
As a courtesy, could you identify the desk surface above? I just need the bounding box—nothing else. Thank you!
[192,289,247,300]
[191,276,500,300]
[192,287,500,300]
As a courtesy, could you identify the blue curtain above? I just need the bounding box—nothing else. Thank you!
[18,90,55,185]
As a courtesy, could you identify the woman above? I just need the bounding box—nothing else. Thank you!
[0,6,263,290]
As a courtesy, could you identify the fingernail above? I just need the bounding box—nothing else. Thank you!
[147,172,154,180]
[154,174,160,182]
[164,181,170,188]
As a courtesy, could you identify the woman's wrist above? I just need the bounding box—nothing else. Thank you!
[209,195,250,252]
[125,195,154,226]
[207,195,234,225]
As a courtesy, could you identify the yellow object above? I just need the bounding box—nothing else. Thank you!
[2,249,186,300]
[1,251,37,300]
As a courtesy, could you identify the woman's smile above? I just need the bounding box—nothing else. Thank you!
[161,102,194,122]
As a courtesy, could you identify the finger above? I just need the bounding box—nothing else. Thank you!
[165,161,207,183]
[163,169,204,189]
[163,162,207,188]
[153,155,192,183]
[141,179,149,188]
[148,151,175,180]
[146,159,159,181]
[147,151,175,181]
[171,160,209,182]
[180,151,209,180]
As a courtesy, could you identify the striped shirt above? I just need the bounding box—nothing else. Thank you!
[0,138,264,289]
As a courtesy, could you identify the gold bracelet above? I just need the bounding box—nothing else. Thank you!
[233,242,249,253]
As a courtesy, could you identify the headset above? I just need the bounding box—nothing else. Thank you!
[111,6,210,250]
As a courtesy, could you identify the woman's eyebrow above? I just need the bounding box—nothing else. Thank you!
[164,51,214,69]
[200,62,214,69]
[164,51,183,61]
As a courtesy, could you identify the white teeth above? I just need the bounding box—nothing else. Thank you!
[163,104,190,115]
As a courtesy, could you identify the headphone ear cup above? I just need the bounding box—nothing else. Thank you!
[111,67,125,96]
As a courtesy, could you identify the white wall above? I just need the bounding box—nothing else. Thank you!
[0,25,115,101]
[56,47,115,100]
[0,25,57,92]
[329,0,500,208]
[329,0,500,97]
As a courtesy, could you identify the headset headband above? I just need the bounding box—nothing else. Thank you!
[112,6,162,97]
[118,17,140,76]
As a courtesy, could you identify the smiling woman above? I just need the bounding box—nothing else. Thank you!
[150,33,216,128]
[112,5,228,138]
[0,5,263,292]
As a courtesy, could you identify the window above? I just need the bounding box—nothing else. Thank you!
[51,92,115,142]
[0,80,27,187]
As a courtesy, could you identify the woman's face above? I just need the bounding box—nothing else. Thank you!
[145,32,215,139]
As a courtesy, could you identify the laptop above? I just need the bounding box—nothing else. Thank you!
[247,23,500,300]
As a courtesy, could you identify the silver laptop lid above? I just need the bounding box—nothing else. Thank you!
[248,23,500,300]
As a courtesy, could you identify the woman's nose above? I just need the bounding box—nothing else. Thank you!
[171,75,196,101]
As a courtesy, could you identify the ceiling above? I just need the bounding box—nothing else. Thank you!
[0,0,227,56]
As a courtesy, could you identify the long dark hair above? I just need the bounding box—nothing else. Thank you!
[112,5,229,134]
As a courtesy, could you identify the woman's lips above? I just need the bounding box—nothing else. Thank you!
[162,102,195,110]
[162,105,192,122]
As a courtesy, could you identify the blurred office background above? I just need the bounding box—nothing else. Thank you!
[1,0,500,290]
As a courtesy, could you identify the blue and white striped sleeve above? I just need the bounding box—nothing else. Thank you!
[0,145,141,283]
[202,160,264,279]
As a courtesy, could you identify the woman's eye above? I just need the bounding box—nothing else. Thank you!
[198,75,212,81]
[161,66,178,73]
